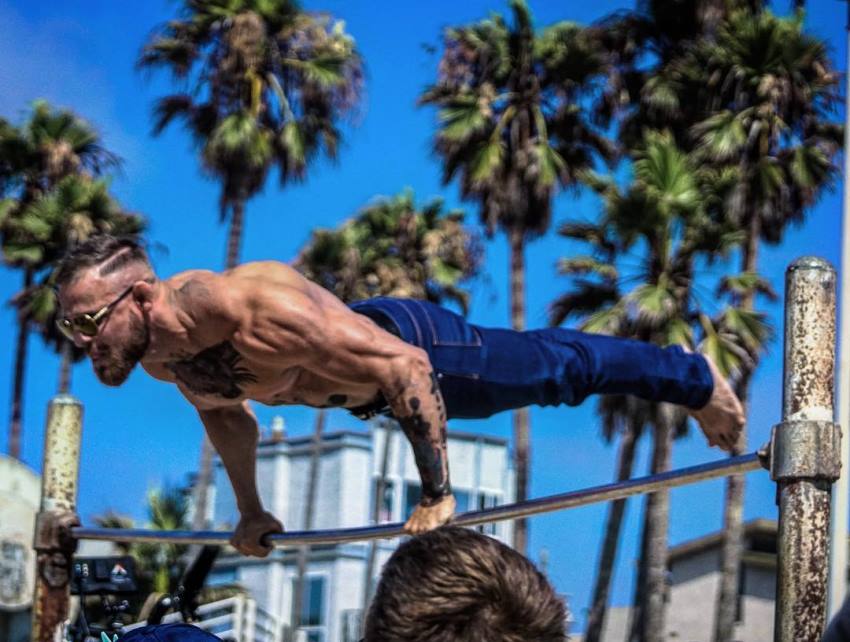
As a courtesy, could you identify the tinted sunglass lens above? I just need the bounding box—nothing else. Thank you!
[76,316,100,337]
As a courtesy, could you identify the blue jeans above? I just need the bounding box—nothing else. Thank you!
[349,297,713,419]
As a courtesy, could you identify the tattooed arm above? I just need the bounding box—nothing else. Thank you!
[384,365,456,533]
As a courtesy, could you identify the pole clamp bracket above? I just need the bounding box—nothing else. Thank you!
[769,420,842,482]
[33,510,79,589]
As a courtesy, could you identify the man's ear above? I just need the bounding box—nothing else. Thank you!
[133,280,156,312]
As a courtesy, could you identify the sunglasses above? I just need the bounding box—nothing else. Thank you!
[56,285,135,341]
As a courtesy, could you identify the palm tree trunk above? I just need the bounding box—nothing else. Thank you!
[641,415,674,642]
[8,269,34,460]
[57,340,73,394]
[363,420,393,619]
[585,423,639,642]
[192,199,247,532]
[190,440,215,531]
[226,200,246,270]
[509,226,530,555]
[291,408,326,640]
[628,502,651,642]
[713,214,759,641]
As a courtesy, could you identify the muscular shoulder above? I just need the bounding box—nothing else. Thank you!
[225,261,309,290]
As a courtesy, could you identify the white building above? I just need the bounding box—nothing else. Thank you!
[209,419,515,642]
[596,519,778,642]
[0,455,40,642]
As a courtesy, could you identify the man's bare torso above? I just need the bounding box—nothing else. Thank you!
[140,261,395,411]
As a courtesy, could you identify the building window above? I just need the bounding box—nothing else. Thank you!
[303,576,325,626]
[292,575,327,641]
[340,610,363,642]
[405,483,471,516]
[404,482,421,517]
[0,541,27,604]
[372,478,395,523]
[476,493,500,536]
[454,489,470,513]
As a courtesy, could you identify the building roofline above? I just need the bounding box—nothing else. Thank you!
[668,518,777,562]
[0,454,39,479]
[256,427,508,450]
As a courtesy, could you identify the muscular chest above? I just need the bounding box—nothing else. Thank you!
[163,340,378,408]
[165,340,282,401]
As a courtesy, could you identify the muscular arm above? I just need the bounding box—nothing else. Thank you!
[194,400,283,556]
[235,285,454,529]
[386,369,451,505]
[195,402,263,517]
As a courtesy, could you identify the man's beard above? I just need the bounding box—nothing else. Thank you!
[93,317,150,386]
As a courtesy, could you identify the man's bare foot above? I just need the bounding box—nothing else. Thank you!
[404,494,456,534]
[689,355,745,452]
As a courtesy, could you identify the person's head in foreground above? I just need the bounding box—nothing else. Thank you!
[120,623,221,641]
[364,526,569,642]
[55,235,156,387]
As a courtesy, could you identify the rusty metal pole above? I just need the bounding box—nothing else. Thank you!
[31,394,83,642]
[772,257,842,642]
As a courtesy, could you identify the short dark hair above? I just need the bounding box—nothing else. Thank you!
[54,234,151,288]
[364,526,569,642]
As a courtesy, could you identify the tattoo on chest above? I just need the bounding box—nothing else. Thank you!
[166,341,257,399]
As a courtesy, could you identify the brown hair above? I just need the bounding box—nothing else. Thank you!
[55,234,151,288]
[364,526,569,642]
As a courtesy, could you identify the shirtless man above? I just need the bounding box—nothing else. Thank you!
[55,235,744,557]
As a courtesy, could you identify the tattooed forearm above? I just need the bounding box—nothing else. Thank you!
[393,371,451,505]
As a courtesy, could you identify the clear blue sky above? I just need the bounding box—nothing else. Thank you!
[0,0,844,632]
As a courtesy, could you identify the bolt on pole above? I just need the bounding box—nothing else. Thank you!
[773,257,842,642]
[31,394,83,642]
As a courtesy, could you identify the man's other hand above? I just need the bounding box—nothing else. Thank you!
[231,511,284,557]
[690,355,746,452]
[404,494,456,535]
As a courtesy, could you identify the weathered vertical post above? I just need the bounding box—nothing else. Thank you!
[31,394,83,642]
[772,257,841,642]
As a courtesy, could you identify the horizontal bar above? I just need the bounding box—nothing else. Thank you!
[72,452,763,548]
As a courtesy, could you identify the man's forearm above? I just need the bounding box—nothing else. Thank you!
[197,404,264,516]
[388,370,451,505]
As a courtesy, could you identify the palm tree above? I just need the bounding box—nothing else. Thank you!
[11,175,145,393]
[679,11,841,638]
[550,132,767,642]
[139,0,363,269]
[93,486,190,619]
[139,0,363,531]
[1,102,123,460]
[295,189,481,310]
[420,0,611,553]
[591,0,767,149]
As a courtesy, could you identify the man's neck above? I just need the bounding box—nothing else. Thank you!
[143,281,198,361]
